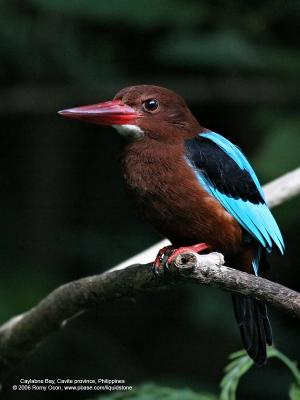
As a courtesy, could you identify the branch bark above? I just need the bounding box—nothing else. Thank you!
[0,167,299,382]
[173,252,300,316]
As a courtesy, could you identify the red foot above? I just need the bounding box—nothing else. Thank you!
[167,243,209,264]
[153,242,209,276]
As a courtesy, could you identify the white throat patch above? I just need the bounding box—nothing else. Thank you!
[113,124,144,140]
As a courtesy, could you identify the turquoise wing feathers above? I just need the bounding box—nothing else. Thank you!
[185,131,284,273]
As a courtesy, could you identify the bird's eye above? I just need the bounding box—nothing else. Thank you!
[143,99,159,112]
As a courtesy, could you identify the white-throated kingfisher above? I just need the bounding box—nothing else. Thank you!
[59,85,284,365]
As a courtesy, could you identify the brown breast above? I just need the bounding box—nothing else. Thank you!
[121,139,243,255]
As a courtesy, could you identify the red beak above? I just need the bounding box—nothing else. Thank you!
[58,100,137,126]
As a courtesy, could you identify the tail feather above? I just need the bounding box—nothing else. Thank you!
[232,293,272,365]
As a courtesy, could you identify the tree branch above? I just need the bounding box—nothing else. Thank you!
[0,167,299,382]
[173,252,300,317]
[263,167,300,208]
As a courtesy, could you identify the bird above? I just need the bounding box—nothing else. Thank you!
[58,85,284,365]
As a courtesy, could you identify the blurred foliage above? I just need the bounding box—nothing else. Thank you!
[94,383,217,400]
[220,348,300,400]
[158,30,300,74]
[90,347,300,400]
[89,347,300,400]
[0,1,299,399]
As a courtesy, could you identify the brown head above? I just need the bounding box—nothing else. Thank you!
[58,85,202,143]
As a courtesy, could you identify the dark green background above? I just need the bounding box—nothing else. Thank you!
[0,1,299,399]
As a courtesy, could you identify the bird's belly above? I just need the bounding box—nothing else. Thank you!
[124,160,243,255]
[141,192,241,252]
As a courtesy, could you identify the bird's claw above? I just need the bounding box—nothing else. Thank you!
[153,242,209,277]
[152,246,173,276]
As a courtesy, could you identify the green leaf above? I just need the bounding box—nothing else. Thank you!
[290,383,300,400]
[220,351,253,400]
[220,348,300,400]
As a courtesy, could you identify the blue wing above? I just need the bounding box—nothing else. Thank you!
[185,131,284,274]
